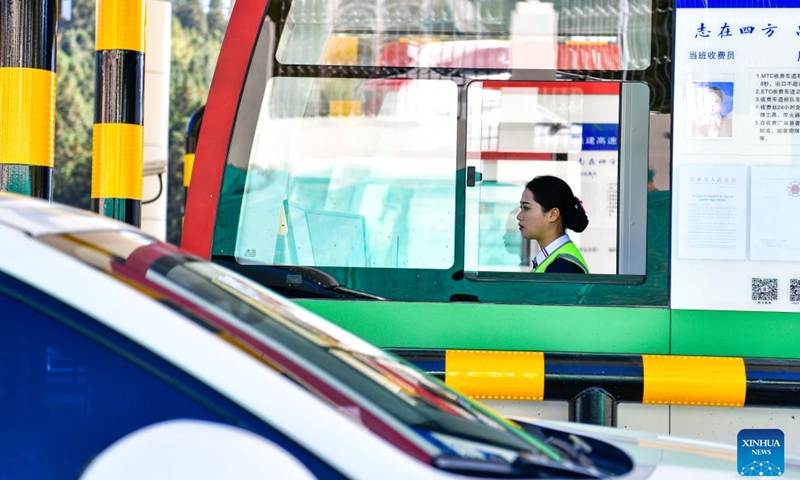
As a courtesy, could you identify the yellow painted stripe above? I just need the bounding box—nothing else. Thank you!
[92,123,143,199]
[329,100,362,117]
[322,36,359,64]
[0,67,56,167]
[445,350,544,400]
[642,355,746,407]
[183,153,195,187]
[96,0,146,52]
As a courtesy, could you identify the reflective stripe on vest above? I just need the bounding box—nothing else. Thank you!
[532,241,589,273]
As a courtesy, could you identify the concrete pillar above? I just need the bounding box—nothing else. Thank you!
[141,0,171,240]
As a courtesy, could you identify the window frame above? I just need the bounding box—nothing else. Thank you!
[186,2,670,307]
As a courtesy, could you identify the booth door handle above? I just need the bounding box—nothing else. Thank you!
[467,166,483,187]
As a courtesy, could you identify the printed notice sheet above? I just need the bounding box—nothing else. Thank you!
[677,164,748,260]
[750,166,800,261]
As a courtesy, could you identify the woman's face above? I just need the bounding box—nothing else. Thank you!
[516,188,552,241]
[701,88,722,116]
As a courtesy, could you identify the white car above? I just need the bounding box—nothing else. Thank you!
[0,191,795,479]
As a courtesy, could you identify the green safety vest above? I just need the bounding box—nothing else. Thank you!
[532,241,589,274]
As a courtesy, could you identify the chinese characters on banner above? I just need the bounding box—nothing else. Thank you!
[574,123,619,274]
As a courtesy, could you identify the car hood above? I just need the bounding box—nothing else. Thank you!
[511,416,800,479]
[0,192,137,237]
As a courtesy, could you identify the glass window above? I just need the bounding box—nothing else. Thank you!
[0,272,342,480]
[465,80,622,274]
[235,77,458,269]
[276,0,652,71]
[209,0,658,303]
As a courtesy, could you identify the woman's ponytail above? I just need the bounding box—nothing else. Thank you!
[567,196,589,233]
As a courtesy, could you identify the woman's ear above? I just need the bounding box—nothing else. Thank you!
[547,207,561,224]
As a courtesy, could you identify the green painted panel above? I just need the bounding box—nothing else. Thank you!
[297,300,670,354]
[672,310,800,359]
[213,167,671,307]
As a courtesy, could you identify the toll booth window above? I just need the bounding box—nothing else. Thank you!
[235,77,458,269]
[275,0,653,71]
[465,80,649,276]
[466,81,619,274]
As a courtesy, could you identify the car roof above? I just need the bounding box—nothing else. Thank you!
[0,191,136,237]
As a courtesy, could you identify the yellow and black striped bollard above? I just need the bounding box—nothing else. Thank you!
[184,105,204,201]
[0,0,58,199]
[92,0,145,226]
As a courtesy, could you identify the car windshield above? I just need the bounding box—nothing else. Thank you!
[38,229,604,477]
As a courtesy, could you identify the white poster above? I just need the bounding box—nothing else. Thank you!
[750,166,800,261]
[574,151,619,274]
[672,2,800,311]
[677,165,748,260]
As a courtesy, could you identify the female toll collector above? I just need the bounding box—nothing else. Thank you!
[517,175,590,274]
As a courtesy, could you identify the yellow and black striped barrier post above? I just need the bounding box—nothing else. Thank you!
[92,0,145,226]
[393,349,800,427]
[184,105,204,200]
[0,0,58,199]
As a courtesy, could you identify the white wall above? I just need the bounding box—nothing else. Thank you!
[141,0,172,240]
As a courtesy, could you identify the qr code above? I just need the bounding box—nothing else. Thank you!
[791,279,800,303]
[752,278,778,302]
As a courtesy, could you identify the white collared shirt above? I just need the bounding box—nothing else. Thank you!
[531,234,571,269]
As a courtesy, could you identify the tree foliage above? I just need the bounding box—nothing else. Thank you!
[173,0,208,35]
[167,0,226,244]
[54,0,228,243]
[53,0,96,209]
[207,0,227,35]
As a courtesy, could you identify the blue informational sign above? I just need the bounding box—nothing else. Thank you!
[581,123,619,151]
[737,429,784,476]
